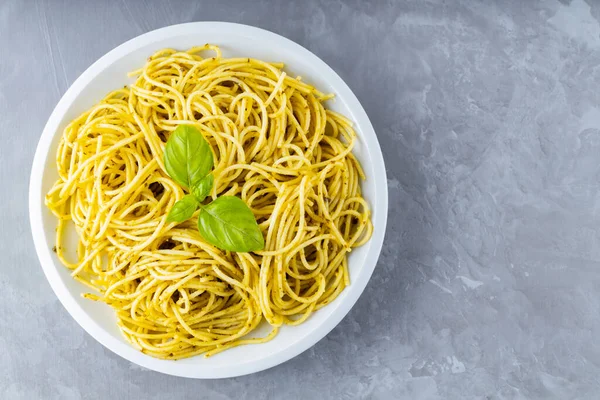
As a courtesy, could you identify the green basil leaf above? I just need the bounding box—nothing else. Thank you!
[197,196,264,252]
[166,194,199,223]
[164,125,214,189]
[192,174,214,203]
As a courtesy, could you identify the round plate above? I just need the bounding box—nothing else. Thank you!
[29,22,388,378]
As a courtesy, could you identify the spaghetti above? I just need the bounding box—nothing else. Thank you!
[46,45,373,359]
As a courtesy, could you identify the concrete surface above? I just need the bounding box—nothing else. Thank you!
[2,0,600,398]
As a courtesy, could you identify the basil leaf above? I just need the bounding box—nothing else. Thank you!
[197,196,264,252]
[192,174,214,203]
[164,125,214,189]
[166,194,199,223]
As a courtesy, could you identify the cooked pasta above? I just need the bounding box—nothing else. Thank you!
[45,45,373,359]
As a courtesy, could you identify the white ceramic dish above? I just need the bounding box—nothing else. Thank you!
[29,22,388,378]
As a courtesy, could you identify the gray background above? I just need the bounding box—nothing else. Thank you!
[2,0,600,398]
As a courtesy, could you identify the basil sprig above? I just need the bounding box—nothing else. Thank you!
[164,125,265,252]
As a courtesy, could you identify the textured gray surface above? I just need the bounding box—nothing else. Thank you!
[2,0,600,398]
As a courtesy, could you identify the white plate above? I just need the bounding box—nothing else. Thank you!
[29,22,388,378]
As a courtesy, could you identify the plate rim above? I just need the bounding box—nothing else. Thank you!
[29,21,388,379]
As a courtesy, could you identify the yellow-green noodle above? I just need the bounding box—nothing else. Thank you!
[45,45,373,360]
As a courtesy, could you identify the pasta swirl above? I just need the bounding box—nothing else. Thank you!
[46,45,372,359]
